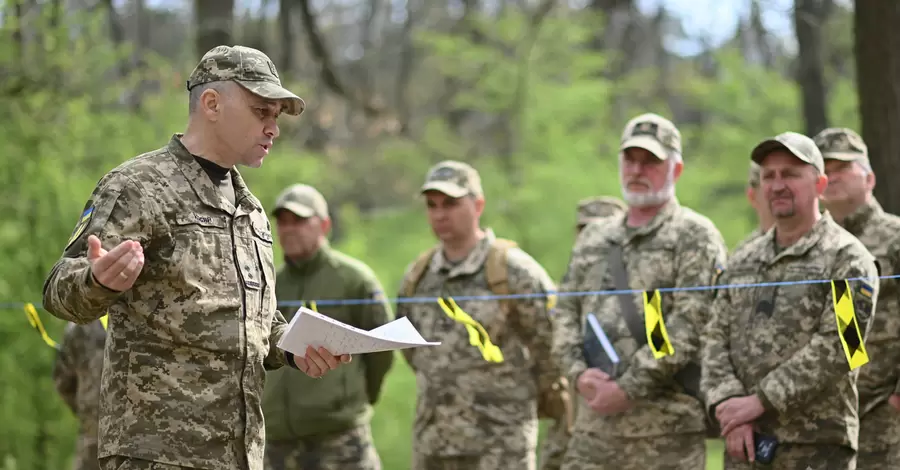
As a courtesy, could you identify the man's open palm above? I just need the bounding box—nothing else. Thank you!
[88,234,145,292]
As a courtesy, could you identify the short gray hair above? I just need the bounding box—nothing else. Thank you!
[188,82,225,114]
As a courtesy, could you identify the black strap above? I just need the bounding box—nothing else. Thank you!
[606,244,701,398]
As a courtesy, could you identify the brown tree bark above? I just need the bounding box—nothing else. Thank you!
[855,0,900,215]
[194,0,235,59]
[794,0,832,136]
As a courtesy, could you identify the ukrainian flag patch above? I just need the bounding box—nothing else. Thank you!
[66,206,94,249]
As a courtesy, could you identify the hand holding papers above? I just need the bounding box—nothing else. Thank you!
[582,313,622,377]
[277,307,441,358]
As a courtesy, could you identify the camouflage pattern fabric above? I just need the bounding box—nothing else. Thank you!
[263,424,380,470]
[552,198,726,468]
[722,443,856,470]
[560,430,706,470]
[413,449,535,470]
[187,45,305,116]
[42,134,294,470]
[835,199,900,466]
[396,229,558,468]
[100,456,190,470]
[54,320,107,470]
[702,213,879,464]
[730,227,765,255]
[537,415,571,470]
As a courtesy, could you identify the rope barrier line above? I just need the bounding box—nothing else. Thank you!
[3,273,895,310]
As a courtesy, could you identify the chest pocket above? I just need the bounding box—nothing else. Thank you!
[170,212,232,291]
[752,265,828,358]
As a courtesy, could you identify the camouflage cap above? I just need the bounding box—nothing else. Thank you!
[619,113,682,160]
[420,160,483,198]
[813,127,869,164]
[187,45,306,116]
[272,184,328,219]
[751,131,824,174]
[748,161,761,188]
[576,196,626,224]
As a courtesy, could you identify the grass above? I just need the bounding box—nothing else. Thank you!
[371,354,726,469]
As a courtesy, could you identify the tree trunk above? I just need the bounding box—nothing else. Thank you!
[194,0,235,59]
[855,0,900,215]
[794,0,832,136]
[278,0,294,74]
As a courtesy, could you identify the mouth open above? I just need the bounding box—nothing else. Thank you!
[260,143,271,154]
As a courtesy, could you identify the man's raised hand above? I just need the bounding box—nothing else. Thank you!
[88,234,144,292]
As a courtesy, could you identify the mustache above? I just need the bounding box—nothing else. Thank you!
[626,179,652,188]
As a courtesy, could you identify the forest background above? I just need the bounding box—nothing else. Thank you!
[3,0,900,469]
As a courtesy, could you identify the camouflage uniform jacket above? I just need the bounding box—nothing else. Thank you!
[837,199,900,446]
[552,198,727,437]
[42,134,293,470]
[702,212,879,449]
[396,229,559,457]
[731,226,766,255]
[53,320,107,470]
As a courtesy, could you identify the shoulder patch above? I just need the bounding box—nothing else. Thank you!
[371,289,386,303]
[856,280,874,300]
[66,206,94,249]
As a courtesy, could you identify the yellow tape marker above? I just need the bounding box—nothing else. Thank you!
[643,289,674,358]
[437,297,504,363]
[831,280,869,370]
[24,303,59,349]
[100,313,108,331]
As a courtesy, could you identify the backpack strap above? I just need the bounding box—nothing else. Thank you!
[485,238,518,339]
[402,246,439,299]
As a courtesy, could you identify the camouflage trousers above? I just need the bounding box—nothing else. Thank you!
[560,432,706,470]
[264,424,381,470]
[99,456,189,470]
[72,436,100,470]
[411,449,536,470]
[538,418,572,470]
[723,444,856,470]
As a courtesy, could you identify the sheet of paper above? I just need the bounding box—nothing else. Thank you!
[277,307,441,357]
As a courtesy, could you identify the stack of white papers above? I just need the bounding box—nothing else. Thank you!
[277,307,442,358]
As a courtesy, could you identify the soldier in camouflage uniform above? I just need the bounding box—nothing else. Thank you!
[539,196,628,470]
[553,113,728,470]
[54,320,107,470]
[397,160,567,470]
[702,131,880,470]
[41,45,350,470]
[263,184,393,470]
[732,162,774,253]
[815,127,900,467]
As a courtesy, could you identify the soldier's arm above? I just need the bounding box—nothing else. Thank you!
[43,172,158,324]
[701,276,747,415]
[508,250,561,390]
[756,252,879,415]
[616,229,728,400]
[264,310,292,370]
[52,323,80,414]
[551,235,590,387]
[357,273,395,404]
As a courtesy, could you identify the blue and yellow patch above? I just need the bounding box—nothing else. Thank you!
[857,281,873,299]
[66,206,94,249]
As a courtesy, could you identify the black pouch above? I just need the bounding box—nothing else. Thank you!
[753,432,778,465]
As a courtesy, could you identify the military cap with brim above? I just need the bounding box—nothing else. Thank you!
[420,160,483,198]
[750,131,824,174]
[619,113,682,160]
[272,184,328,219]
[813,127,869,163]
[187,45,306,116]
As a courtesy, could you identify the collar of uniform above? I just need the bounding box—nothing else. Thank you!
[429,228,496,279]
[285,241,332,275]
[613,197,680,245]
[840,198,883,236]
[167,134,262,214]
[764,211,833,265]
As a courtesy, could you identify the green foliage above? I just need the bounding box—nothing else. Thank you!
[0,6,854,470]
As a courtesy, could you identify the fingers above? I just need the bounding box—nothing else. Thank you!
[725,431,745,461]
[317,347,340,369]
[582,368,609,381]
[339,354,352,363]
[91,240,144,291]
[889,394,900,412]
[86,235,106,261]
[743,427,755,462]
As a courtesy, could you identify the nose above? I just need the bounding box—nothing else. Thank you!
[264,119,280,139]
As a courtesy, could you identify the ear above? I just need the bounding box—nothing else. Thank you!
[815,173,829,196]
[200,87,223,121]
[473,196,486,217]
[866,170,876,191]
[746,186,757,209]
[672,160,684,181]
[320,217,333,236]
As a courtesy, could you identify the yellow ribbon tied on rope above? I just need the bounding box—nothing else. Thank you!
[437,297,504,363]
[643,290,674,358]
[831,280,869,370]
[24,303,59,349]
